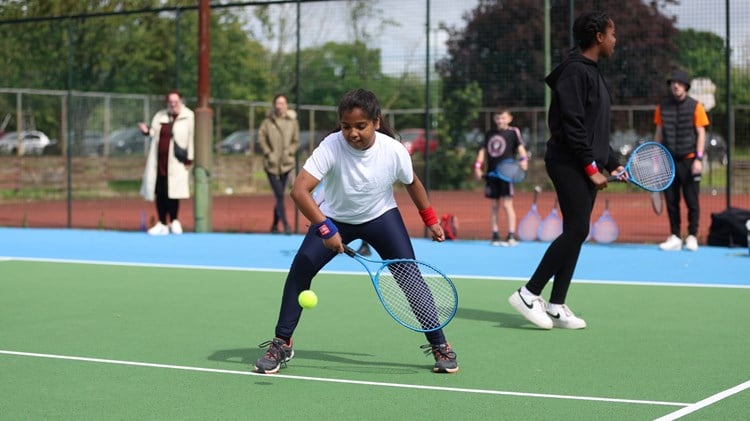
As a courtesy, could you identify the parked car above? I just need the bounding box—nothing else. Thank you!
[298,130,328,153]
[217,130,255,154]
[0,130,51,155]
[108,127,148,155]
[398,128,439,155]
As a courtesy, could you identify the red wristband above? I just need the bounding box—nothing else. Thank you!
[419,206,438,226]
[584,161,599,176]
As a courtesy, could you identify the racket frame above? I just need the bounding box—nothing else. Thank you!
[487,158,527,183]
[608,141,675,192]
[343,245,458,333]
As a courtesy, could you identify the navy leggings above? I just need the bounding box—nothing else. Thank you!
[273,207,447,346]
[525,159,597,304]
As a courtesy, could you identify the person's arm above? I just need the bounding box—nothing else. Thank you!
[405,174,445,242]
[258,120,271,156]
[290,169,345,252]
[693,125,706,175]
[291,121,300,153]
[474,148,485,181]
[653,105,663,143]
[517,144,529,171]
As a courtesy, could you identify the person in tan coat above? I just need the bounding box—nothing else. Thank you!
[259,94,299,234]
[139,90,194,235]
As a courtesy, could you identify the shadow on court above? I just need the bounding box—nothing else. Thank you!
[455,307,535,329]
[207,348,425,374]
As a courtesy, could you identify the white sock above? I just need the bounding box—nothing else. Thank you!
[519,286,538,301]
[546,303,562,314]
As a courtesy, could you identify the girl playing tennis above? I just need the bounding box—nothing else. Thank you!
[508,11,624,330]
[254,89,458,374]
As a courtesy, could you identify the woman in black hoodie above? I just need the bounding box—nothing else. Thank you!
[508,11,623,330]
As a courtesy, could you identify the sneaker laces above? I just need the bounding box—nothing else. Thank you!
[420,343,456,361]
[258,338,291,366]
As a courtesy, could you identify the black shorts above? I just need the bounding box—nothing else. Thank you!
[484,178,513,199]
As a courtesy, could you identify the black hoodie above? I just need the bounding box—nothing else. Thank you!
[544,54,620,172]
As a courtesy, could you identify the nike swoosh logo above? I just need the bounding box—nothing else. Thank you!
[518,292,533,309]
[547,312,561,319]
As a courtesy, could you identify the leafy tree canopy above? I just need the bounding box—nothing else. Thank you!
[437,0,680,107]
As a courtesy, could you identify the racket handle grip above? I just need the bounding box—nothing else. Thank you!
[606,175,621,182]
[343,245,356,257]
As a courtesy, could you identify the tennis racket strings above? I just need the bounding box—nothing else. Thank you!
[378,261,455,331]
[628,143,674,191]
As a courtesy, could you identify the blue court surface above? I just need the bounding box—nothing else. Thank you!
[1,227,747,287]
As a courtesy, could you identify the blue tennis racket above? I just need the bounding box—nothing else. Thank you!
[343,245,458,333]
[487,159,527,183]
[608,142,675,192]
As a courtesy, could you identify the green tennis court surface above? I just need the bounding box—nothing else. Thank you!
[1,260,748,419]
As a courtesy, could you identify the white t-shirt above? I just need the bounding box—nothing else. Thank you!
[303,131,414,224]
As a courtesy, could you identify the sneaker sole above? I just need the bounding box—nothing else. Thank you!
[253,364,280,374]
[433,366,460,374]
[508,293,553,330]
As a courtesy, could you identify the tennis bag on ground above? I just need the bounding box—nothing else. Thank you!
[441,213,458,240]
[707,207,750,247]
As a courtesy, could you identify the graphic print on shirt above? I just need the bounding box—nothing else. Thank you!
[487,134,507,158]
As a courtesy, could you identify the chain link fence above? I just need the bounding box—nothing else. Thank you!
[1,0,749,242]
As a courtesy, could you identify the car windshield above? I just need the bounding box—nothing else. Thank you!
[222,131,250,144]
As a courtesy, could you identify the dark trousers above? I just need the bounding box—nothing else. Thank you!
[526,160,597,304]
[155,175,179,224]
[665,159,700,236]
[267,171,291,230]
[273,208,447,346]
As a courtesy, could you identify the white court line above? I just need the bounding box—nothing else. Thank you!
[2,256,749,289]
[653,379,750,421]
[0,349,688,407]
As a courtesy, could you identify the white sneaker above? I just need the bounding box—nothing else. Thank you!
[508,289,553,329]
[170,219,183,235]
[684,235,698,251]
[147,222,169,236]
[659,234,682,251]
[546,304,587,329]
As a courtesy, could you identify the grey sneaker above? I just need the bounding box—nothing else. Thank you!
[254,338,294,374]
[421,343,459,374]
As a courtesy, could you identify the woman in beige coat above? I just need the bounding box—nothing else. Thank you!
[259,94,299,234]
[139,91,195,235]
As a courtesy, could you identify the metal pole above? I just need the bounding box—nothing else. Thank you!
[544,0,551,140]
[569,0,574,49]
[423,0,431,190]
[724,0,732,208]
[294,0,301,234]
[66,20,74,228]
[194,0,213,232]
[175,8,181,89]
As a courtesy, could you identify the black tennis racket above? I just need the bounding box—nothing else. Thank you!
[607,142,675,192]
[342,245,458,333]
[487,159,527,183]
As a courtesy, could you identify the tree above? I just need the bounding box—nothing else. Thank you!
[0,1,274,144]
[436,0,680,108]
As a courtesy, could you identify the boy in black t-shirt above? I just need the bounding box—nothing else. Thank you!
[474,109,529,246]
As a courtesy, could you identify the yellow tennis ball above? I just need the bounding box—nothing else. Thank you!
[298,290,318,309]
